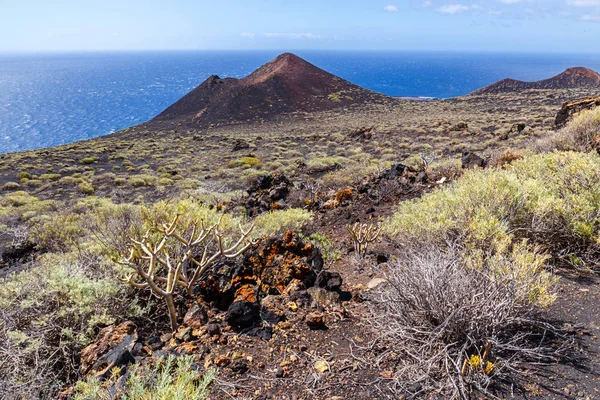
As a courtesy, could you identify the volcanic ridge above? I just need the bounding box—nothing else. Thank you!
[472,67,600,95]
[152,53,388,126]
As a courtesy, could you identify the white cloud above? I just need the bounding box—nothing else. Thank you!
[419,1,432,7]
[240,32,255,39]
[436,4,469,14]
[581,14,600,20]
[384,5,399,12]
[262,33,322,39]
[568,0,600,6]
[501,0,522,4]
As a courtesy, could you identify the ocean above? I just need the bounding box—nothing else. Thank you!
[1,50,600,154]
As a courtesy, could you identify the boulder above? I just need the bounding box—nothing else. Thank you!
[314,271,342,291]
[307,287,340,307]
[555,96,600,128]
[246,173,292,216]
[80,321,138,379]
[461,150,486,169]
[227,301,260,329]
[183,302,208,330]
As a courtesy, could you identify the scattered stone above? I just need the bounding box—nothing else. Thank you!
[214,355,232,367]
[367,278,386,290]
[314,360,329,373]
[246,173,292,216]
[183,302,208,329]
[306,312,326,329]
[175,326,193,342]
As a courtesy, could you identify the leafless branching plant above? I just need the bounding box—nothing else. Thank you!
[346,222,381,259]
[368,245,576,399]
[118,214,255,332]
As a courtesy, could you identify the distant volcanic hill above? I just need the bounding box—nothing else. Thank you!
[152,53,388,126]
[472,67,600,95]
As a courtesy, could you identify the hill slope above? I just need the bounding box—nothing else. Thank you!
[472,67,600,95]
[152,53,388,126]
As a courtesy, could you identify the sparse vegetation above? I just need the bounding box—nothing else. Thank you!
[74,356,215,400]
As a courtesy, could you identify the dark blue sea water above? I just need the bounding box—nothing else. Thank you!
[2,51,600,154]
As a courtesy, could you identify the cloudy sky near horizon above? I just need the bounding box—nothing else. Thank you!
[1,0,600,52]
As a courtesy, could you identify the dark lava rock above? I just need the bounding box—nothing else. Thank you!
[80,321,138,379]
[555,96,600,128]
[206,324,221,336]
[246,173,292,216]
[376,253,389,264]
[416,171,428,183]
[381,163,407,181]
[230,359,249,374]
[315,271,343,291]
[227,301,260,329]
[461,150,486,169]
[2,241,36,264]
[232,139,250,151]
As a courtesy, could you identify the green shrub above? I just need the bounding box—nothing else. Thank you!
[1,181,21,190]
[388,151,600,269]
[16,171,32,180]
[228,156,261,168]
[540,107,600,152]
[127,174,158,187]
[80,156,99,165]
[385,151,600,305]
[77,182,95,194]
[0,253,140,398]
[253,208,312,238]
[39,173,62,181]
[74,356,215,400]
[29,212,85,252]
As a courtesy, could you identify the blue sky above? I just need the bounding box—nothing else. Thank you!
[1,0,600,52]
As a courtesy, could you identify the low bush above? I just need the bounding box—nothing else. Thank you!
[387,151,600,269]
[73,356,215,400]
[539,107,600,152]
[227,156,261,168]
[252,208,312,238]
[369,246,570,398]
[0,253,141,398]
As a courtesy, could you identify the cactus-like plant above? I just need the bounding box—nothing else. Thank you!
[118,214,255,332]
[346,222,381,259]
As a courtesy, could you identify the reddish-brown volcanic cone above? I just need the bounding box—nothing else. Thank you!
[472,67,600,95]
[152,53,387,126]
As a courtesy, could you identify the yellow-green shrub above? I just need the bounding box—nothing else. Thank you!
[542,107,600,152]
[74,356,215,400]
[0,253,141,398]
[388,151,600,258]
[252,208,312,238]
[386,151,600,305]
